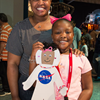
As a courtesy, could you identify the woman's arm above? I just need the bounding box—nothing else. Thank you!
[78,71,93,100]
[29,41,44,75]
[29,41,44,87]
[73,49,84,57]
[7,52,21,100]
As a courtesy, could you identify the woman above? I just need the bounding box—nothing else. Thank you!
[6,0,84,100]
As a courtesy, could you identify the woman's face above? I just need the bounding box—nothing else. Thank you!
[30,0,51,17]
[52,20,74,53]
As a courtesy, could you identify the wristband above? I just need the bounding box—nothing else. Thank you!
[29,57,36,63]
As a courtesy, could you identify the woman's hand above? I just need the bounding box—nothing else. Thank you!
[29,41,44,75]
[30,41,44,59]
[72,49,85,57]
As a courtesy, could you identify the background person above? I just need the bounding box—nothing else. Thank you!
[92,26,100,80]
[79,36,88,57]
[0,13,12,94]
[81,26,92,51]
[72,20,82,49]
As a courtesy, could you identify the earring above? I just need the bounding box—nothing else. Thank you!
[48,6,52,15]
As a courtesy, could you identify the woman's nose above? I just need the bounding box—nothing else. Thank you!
[38,0,44,5]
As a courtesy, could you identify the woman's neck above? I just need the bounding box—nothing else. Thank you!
[32,14,50,23]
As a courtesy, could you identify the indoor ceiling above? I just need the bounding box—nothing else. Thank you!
[52,0,100,4]
[72,0,100,4]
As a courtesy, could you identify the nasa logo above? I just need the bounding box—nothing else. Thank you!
[38,70,54,84]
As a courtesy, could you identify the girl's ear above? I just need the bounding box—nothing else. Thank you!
[72,30,74,37]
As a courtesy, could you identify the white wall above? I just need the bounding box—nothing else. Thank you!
[0,0,24,27]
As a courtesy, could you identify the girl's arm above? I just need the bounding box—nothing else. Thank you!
[78,71,93,100]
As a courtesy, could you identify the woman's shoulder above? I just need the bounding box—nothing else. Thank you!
[12,18,32,31]
[14,18,30,27]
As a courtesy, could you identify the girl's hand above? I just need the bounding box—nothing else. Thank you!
[30,41,44,59]
[73,49,85,57]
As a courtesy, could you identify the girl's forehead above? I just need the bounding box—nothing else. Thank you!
[55,20,72,26]
[53,20,73,29]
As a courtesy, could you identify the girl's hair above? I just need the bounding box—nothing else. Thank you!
[81,26,88,32]
[0,13,8,22]
[52,19,74,29]
[43,41,57,51]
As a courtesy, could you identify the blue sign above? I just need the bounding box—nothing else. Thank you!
[38,70,54,84]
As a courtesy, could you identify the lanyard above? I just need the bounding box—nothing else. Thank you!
[56,48,73,97]
[66,48,73,96]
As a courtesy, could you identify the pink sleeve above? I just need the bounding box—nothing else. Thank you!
[81,56,92,74]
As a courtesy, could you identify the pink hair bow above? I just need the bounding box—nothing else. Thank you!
[42,47,53,53]
[50,14,72,24]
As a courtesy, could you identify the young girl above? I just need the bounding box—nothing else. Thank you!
[29,16,93,100]
[79,36,88,57]
[51,18,93,100]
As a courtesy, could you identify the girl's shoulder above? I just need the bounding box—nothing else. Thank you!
[73,55,92,73]
[73,54,89,64]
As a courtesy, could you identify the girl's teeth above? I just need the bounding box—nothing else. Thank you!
[60,41,66,43]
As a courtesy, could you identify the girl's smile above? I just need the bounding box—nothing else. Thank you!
[52,20,74,54]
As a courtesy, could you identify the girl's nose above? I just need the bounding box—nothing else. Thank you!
[60,32,67,38]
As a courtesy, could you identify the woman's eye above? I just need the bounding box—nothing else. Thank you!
[49,54,52,57]
[33,0,39,1]
[44,54,46,56]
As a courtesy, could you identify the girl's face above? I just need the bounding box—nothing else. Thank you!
[81,38,85,45]
[30,0,51,17]
[52,20,74,54]
[81,28,87,34]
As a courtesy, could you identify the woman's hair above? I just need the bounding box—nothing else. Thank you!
[43,41,57,51]
[0,13,8,22]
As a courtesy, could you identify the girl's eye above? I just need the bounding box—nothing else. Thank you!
[55,32,61,34]
[44,54,46,56]
[66,31,70,34]
[49,54,52,57]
